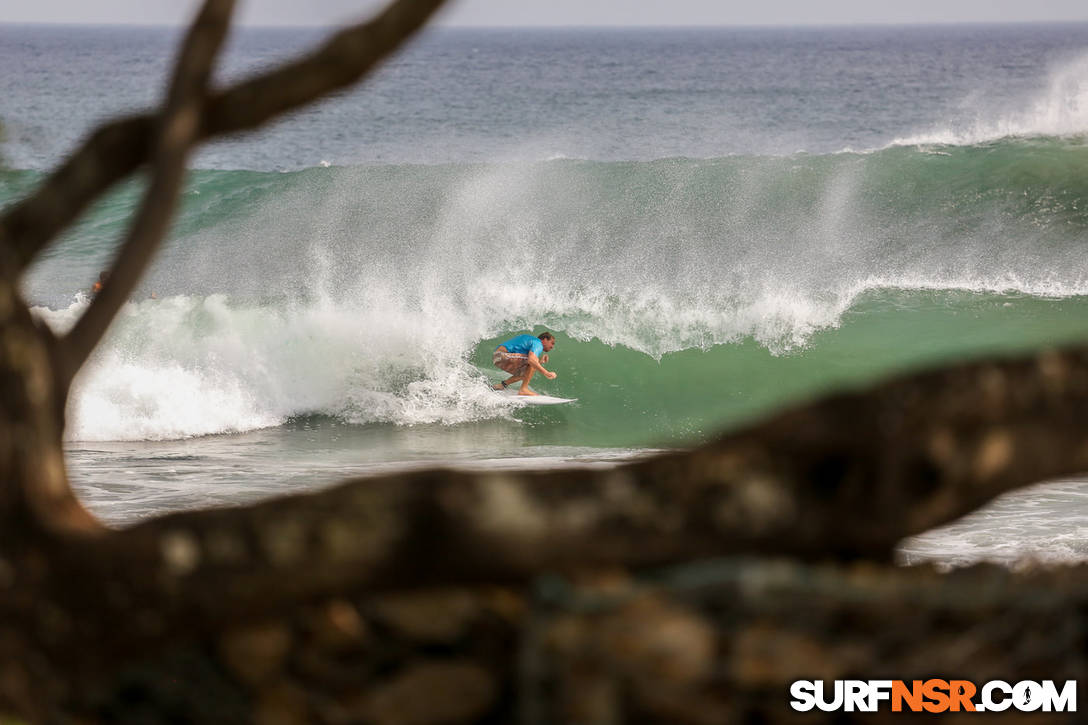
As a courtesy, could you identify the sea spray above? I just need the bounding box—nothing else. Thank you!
[891,51,1088,147]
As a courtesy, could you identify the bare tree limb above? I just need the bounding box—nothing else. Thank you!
[56,0,236,386]
[0,0,449,272]
[31,344,1088,634]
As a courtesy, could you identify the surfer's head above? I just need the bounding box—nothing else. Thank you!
[538,332,555,352]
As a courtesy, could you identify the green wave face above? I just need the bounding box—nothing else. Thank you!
[10,137,1088,442]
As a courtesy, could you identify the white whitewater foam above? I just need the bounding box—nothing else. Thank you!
[38,264,1087,443]
[898,479,1088,570]
[35,294,517,442]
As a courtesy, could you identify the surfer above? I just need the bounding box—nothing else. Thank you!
[492,332,556,396]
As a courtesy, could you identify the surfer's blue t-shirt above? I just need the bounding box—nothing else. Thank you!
[498,334,543,357]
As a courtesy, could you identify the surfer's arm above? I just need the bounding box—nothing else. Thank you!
[527,352,557,379]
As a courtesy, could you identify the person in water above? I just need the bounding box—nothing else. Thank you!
[90,270,109,297]
[492,332,557,396]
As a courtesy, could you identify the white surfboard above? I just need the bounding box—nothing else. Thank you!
[495,387,577,405]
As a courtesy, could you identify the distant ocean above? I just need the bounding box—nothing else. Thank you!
[3,23,1088,568]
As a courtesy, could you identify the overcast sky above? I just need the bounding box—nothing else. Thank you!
[3,0,1088,27]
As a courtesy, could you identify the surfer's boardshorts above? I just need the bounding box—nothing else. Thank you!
[493,349,529,376]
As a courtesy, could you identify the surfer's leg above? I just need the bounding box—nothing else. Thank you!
[518,367,539,395]
[493,373,525,390]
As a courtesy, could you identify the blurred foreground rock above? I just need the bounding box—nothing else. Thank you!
[16,559,1078,724]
